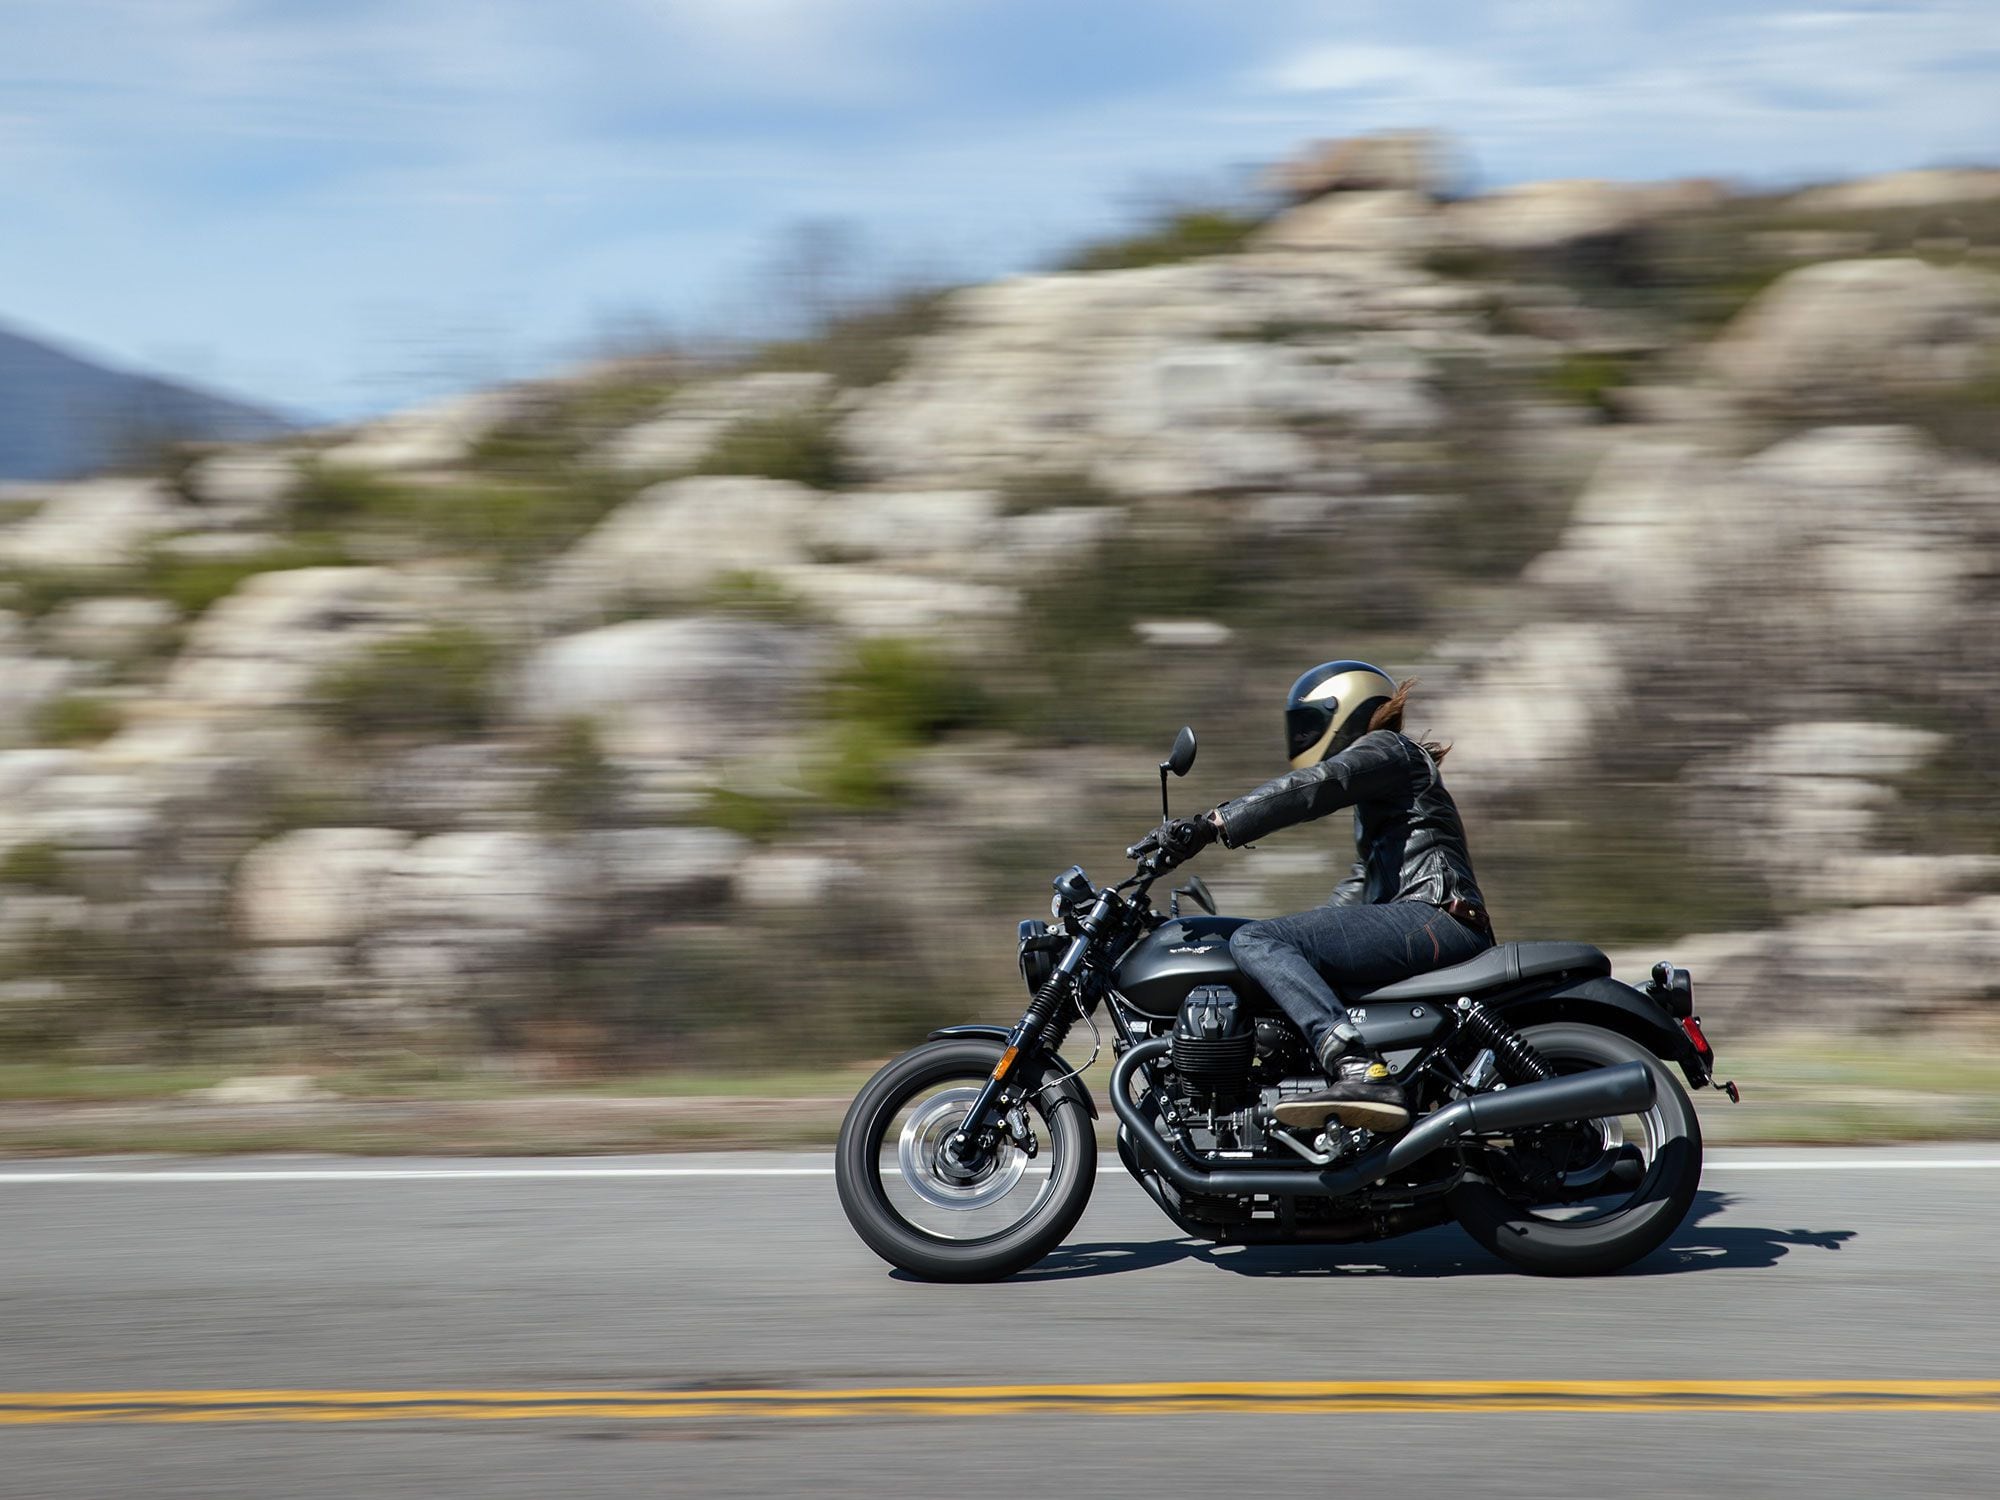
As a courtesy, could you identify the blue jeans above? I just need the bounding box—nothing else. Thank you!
[1229,901,1490,1058]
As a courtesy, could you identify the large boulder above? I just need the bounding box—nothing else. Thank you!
[545,476,819,618]
[1446,179,1721,252]
[840,253,1479,495]
[594,372,833,473]
[0,479,193,570]
[1524,426,1994,649]
[387,831,587,936]
[1684,722,1943,900]
[1433,624,1629,795]
[765,565,1016,637]
[735,849,865,908]
[1708,259,2000,406]
[165,566,446,707]
[318,390,526,471]
[234,828,411,945]
[1610,896,2000,1035]
[596,826,748,907]
[1253,191,1440,256]
[804,490,999,564]
[0,612,77,741]
[183,451,300,523]
[40,596,178,659]
[1784,169,2000,216]
[516,616,817,765]
[1262,130,1453,202]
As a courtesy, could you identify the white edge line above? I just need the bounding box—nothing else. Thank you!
[1,1158,1999,1183]
[0,1168,838,1184]
[1706,1159,2000,1171]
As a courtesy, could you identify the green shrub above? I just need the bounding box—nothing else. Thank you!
[1476,784,1774,945]
[831,637,991,743]
[698,569,812,622]
[293,463,632,570]
[994,469,1120,515]
[139,539,351,617]
[807,720,905,810]
[30,694,123,747]
[0,569,119,620]
[752,287,952,388]
[531,718,625,830]
[694,408,850,489]
[290,463,403,528]
[697,786,797,843]
[1541,352,1640,415]
[0,840,68,890]
[1062,209,1263,273]
[314,627,498,740]
[1420,245,1508,280]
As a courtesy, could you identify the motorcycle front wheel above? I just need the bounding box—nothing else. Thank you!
[836,1037,1096,1282]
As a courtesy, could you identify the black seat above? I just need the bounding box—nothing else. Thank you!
[1354,941,1611,1004]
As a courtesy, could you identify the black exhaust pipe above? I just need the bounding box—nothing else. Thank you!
[1108,1037,1655,1200]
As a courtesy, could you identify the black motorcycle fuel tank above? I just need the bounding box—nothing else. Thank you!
[1115,915,1450,1051]
[1116,916,1252,1018]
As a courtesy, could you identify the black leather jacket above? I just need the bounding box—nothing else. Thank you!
[1213,730,1488,912]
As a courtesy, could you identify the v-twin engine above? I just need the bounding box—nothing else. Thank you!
[1169,985,1255,1100]
[1160,983,1373,1162]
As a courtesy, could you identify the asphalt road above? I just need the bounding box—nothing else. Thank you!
[3,1146,1998,1498]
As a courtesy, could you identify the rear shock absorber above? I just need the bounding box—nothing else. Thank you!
[1453,998,1555,1083]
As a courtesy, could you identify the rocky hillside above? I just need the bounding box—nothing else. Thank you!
[3,136,1999,1071]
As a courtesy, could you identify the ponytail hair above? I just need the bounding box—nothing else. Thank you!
[1368,677,1450,763]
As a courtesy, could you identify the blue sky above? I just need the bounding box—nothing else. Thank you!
[3,0,1995,419]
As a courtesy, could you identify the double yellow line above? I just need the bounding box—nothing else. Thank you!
[3,1380,1998,1423]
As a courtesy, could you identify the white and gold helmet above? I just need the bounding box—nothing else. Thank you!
[1283,660,1396,770]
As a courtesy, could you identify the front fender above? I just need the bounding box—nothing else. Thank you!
[926,1024,1099,1119]
[1493,977,1710,1089]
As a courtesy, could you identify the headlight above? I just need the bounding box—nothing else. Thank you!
[1018,918,1057,994]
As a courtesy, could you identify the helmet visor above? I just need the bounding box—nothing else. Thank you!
[1286,702,1336,764]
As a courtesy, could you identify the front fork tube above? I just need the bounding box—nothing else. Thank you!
[950,933,1096,1166]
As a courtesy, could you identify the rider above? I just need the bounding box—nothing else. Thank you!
[1133,661,1492,1134]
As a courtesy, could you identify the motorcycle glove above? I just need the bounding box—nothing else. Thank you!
[1126,815,1218,866]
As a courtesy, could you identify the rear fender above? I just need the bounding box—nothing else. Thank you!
[925,1024,1099,1119]
[1491,977,1711,1089]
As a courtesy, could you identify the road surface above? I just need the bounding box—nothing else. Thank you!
[2,1146,1997,1497]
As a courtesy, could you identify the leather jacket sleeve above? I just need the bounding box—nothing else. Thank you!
[1213,731,1428,849]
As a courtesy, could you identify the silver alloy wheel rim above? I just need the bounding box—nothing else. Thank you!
[1538,1074,1667,1218]
[895,1086,1030,1213]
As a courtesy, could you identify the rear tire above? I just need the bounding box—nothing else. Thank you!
[1449,1023,1702,1276]
[836,1038,1096,1282]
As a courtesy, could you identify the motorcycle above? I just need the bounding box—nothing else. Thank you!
[836,726,1735,1281]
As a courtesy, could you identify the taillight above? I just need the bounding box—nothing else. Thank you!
[1680,1015,1713,1059]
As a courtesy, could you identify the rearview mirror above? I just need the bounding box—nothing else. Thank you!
[1171,875,1216,916]
[1163,725,1197,779]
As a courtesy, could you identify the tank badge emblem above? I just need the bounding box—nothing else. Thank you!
[1168,945,1216,955]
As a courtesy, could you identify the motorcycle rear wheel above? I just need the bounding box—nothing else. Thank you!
[836,1038,1096,1282]
[1448,1023,1702,1276]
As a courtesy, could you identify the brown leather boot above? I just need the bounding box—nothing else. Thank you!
[1273,1045,1411,1133]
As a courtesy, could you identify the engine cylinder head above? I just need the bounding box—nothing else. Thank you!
[1171,985,1256,1099]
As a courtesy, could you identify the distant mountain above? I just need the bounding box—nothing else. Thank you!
[0,321,297,482]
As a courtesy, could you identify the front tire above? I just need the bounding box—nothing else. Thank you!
[836,1038,1096,1282]
[1449,1022,1702,1276]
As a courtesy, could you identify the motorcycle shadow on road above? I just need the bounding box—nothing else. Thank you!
[998,1192,1856,1282]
